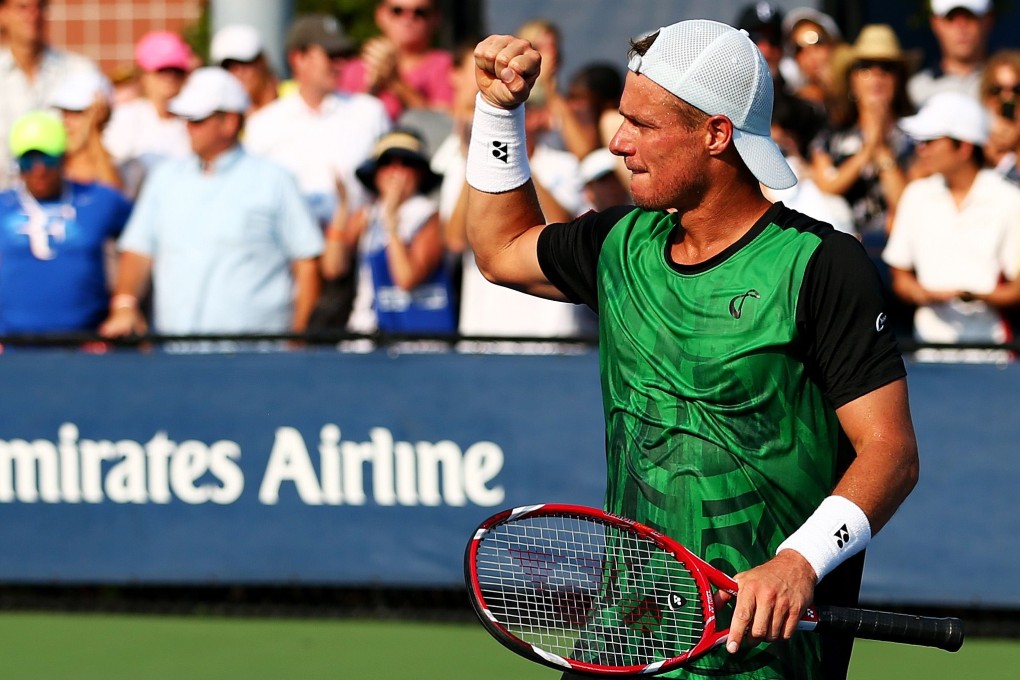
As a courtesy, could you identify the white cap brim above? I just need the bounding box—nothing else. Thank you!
[732,128,798,190]
[167,67,250,121]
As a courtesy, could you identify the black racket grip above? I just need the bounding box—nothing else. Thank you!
[813,605,964,652]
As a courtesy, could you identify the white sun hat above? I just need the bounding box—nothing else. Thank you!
[627,19,796,190]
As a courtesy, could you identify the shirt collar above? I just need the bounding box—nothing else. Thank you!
[192,144,245,175]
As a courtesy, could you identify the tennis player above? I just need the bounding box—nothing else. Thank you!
[465,20,919,680]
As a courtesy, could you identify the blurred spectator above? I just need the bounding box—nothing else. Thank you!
[908,0,993,106]
[579,147,631,212]
[48,70,123,190]
[522,81,589,223]
[781,7,844,109]
[0,0,100,189]
[103,31,194,196]
[338,0,453,121]
[556,61,625,163]
[979,50,1020,185]
[811,25,915,243]
[884,92,1020,362]
[736,2,785,87]
[432,37,478,255]
[100,68,323,338]
[515,18,576,153]
[766,90,854,235]
[452,79,594,346]
[337,129,454,335]
[0,111,131,335]
[109,65,141,106]
[210,24,278,114]
[245,14,390,331]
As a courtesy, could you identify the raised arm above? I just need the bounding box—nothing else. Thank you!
[465,35,568,302]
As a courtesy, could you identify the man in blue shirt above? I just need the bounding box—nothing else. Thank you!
[100,68,324,337]
[0,110,131,335]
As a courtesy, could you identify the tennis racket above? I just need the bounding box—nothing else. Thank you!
[465,503,964,676]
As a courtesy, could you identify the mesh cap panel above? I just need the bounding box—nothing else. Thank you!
[627,19,796,189]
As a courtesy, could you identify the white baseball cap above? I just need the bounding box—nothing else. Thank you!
[211,24,264,65]
[627,19,796,190]
[168,67,251,120]
[899,91,989,145]
[930,0,991,17]
[580,148,618,185]
[48,70,113,111]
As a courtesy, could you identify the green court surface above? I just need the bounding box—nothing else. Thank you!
[0,613,1016,679]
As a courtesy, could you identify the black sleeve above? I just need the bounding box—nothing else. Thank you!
[536,205,636,311]
[798,232,907,409]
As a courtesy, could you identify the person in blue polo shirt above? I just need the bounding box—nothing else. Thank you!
[0,111,132,336]
[99,68,323,338]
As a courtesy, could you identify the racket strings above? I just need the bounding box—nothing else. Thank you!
[475,515,706,667]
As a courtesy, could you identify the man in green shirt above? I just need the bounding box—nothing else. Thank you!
[464,19,919,680]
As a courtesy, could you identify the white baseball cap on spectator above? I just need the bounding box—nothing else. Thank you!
[580,148,618,185]
[168,67,251,121]
[899,91,989,145]
[627,19,796,189]
[930,0,991,16]
[211,24,264,65]
[48,70,114,111]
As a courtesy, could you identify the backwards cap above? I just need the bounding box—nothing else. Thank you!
[627,19,796,190]
[9,111,68,158]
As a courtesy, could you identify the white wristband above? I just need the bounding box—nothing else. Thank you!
[777,495,872,581]
[465,93,531,193]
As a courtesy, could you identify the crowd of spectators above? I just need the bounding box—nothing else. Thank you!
[3,0,1020,361]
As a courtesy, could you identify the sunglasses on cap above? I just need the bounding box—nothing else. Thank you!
[386,4,431,19]
[18,151,63,173]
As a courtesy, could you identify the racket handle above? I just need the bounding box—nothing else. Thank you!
[807,606,964,652]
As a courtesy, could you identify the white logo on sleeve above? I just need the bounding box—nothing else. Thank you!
[875,313,887,332]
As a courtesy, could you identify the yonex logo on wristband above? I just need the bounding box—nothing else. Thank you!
[834,524,850,549]
[491,141,509,163]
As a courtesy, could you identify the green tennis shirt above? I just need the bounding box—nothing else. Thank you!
[537,202,906,680]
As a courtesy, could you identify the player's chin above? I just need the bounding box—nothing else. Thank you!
[630,184,671,212]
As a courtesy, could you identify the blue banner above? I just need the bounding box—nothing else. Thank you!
[0,349,605,584]
[0,350,1017,608]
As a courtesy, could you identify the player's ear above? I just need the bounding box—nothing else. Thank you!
[705,115,733,156]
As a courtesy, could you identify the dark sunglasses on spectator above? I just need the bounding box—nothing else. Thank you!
[387,4,430,19]
[222,57,259,69]
[748,31,781,47]
[853,60,897,73]
[155,67,188,78]
[18,151,62,172]
[378,155,424,170]
[990,84,1020,97]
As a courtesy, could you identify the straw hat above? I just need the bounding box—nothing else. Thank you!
[355,129,443,194]
[830,24,921,94]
